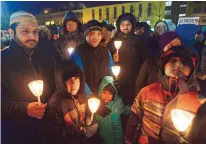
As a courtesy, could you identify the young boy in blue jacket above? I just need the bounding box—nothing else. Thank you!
[96,76,130,144]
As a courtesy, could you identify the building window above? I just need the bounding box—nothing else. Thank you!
[92,9,95,20]
[179,13,186,17]
[180,1,187,5]
[130,5,134,14]
[148,3,152,16]
[180,4,187,7]
[99,9,102,20]
[165,7,171,11]
[204,7,206,12]
[193,7,201,14]
[202,17,206,23]
[114,7,117,19]
[165,10,171,15]
[192,2,203,4]
[45,21,50,26]
[165,1,172,6]
[179,7,186,14]
[122,6,125,14]
[44,10,48,14]
[139,4,142,17]
[106,8,109,20]
[51,21,55,25]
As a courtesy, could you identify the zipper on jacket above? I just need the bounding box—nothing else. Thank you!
[24,50,39,75]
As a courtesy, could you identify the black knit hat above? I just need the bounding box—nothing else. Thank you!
[103,84,115,96]
[62,66,82,82]
[84,20,102,36]
[63,11,79,27]
[159,46,198,78]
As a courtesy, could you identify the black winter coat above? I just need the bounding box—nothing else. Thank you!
[40,61,96,144]
[135,56,159,95]
[1,41,56,144]
[53,32,85,62]
[73,42,112,94]
[108,32,148,105]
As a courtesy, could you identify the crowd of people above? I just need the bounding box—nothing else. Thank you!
[1,10,206,144]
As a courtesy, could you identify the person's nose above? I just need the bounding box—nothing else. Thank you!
[175,60,183,68]
[28,32,35,39]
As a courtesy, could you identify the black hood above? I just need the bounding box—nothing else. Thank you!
[63,11,83,34]
[116,13,137,35]
[54,60,85,96]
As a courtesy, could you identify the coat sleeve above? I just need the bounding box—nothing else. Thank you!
[108,50,114,75]
[107,40,116,56]
[136,38,149,70]
[70,51,84,71]
[40,104,73,144]
[125,90,145,143]
[1,82,29,120]
[112,97,131,115]
[70,51,93,97]
[53,40,64,62]
[135,58,149,95]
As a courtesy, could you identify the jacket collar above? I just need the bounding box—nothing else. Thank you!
[116,31,134,39]
[9,40,38,57]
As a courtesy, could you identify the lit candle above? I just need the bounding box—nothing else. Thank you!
[114,41,122,54]
[28,80,44,105]
[88,97,100,122]
[171,109,195,132]
[111,66,121,79]
[67,47,74,55]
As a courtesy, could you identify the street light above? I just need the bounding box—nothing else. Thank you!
[88,97,100,123]
[114,41,122,54]
[171,109,195,132]
[28,80,43,105]
[111,65,120,79]
[67,47,74,55]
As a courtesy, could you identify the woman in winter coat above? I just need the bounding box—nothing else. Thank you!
[95,76,130,144]
[40,61,98,144]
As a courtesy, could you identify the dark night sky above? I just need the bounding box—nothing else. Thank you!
[1,1,130,15]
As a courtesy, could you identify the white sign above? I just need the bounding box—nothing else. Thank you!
[178,17,199,25]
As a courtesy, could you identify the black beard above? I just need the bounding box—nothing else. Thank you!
[13,36,37,49]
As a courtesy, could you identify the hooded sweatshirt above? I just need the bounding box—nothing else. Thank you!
[96,76,130,144]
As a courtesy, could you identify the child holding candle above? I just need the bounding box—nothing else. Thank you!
[40,61,98,144]
[95,76,131,144]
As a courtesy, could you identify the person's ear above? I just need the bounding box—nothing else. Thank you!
[8,28,15,39]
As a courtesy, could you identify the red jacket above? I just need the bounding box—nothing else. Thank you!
[129,82,174,144]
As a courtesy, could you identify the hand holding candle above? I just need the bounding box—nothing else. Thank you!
[28,80,43,105]
[111,66,121,79]
[88,97,100,124]
[67,47,74,55]
[114,41,122,54]
[171,109,195,132]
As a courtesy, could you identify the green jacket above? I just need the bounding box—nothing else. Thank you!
[96,76,130,144]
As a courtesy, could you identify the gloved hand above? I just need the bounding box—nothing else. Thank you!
[96,102,111,117]
[83,119,98,138]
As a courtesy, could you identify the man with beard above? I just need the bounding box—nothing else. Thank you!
[1,11,56,144]
[108,13,148,106]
